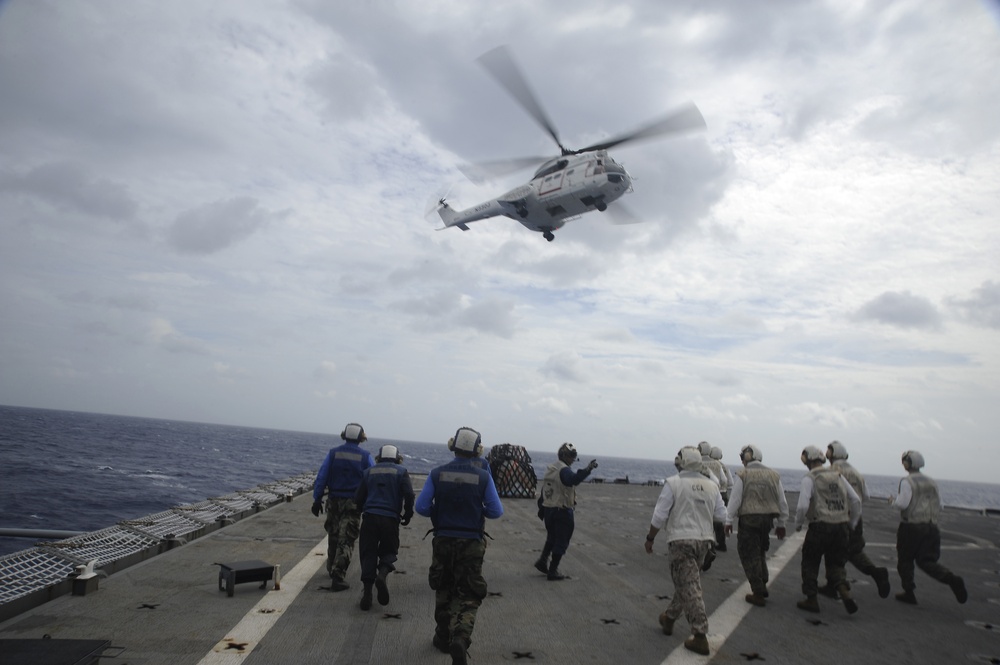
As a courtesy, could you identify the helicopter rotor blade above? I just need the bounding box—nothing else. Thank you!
[574,102,706,154]
[477,46,568,155]
[457,155,553,184]
[605,201,644,226]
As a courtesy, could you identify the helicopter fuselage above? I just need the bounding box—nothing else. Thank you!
[437,150,631,241]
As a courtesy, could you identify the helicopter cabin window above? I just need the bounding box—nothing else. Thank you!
[566,169,575,175]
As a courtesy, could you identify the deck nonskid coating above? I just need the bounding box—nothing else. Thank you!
[1,479,998,664]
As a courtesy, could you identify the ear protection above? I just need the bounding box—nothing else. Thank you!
[377,444,402,464]
[449,427,484,456]
[341,422,366,442]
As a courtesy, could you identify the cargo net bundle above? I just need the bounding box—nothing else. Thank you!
[487,444,537,498]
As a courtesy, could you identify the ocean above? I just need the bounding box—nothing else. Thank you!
[2,404,999,559]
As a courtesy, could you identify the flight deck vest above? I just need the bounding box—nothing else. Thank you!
[900,472,941,524]
[361,462,408,519]
[322,442,373,498]
[663,472,718,543]
[735,464,782,516]
[701,457,725,488]
[542,461,576,509]
[429,458,490,538]
[831,460,866,499]
[806,468,849,524]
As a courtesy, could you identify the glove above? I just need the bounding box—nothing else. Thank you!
[311,501,323,517]
[775,526,786,540]
[724,524,733,536]
[586,459,598,471]
[400,512,412,527]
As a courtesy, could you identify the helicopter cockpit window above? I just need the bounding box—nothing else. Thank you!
[534,159,569,180]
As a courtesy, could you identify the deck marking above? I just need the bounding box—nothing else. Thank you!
[196,538,327,665]
[659,530,805,665]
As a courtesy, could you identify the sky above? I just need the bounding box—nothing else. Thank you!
[1,1,998,483]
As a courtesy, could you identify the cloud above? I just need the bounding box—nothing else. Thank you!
[314,360,337,379]
[850,291,943,330]
[166,197,282,254]
[782,402,878,429]
[540,351,588,383]
[0,162,138,220]
[946,280,1000,329]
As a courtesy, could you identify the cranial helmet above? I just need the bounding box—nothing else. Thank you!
[675,446,702,472]
[558,442,578,464]
[697,441,712,456]
[377,444,401,464]
[449,427,483,456]
[902,450,925,470]
[740,444,763,463]
[827,440,849,461]
[341,422,366,443]
[710,446,724,461]
[801,445,825,465]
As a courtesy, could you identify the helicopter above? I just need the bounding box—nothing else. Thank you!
[431,46,707,242]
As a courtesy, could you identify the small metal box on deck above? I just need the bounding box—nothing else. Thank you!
[217,560,274,597]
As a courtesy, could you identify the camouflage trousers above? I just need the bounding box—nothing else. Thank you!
[324,497,361,580]
[801,521,849,596]
[428,536,488,645]
[736,514,774,596]
[825,517,878,582]
[663,539,712,635]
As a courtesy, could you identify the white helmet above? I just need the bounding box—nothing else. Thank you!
[801,445,825,465]
[675,446,702,472]
[449,427,483,456]
[740,444,763,463]
[558,442,578,464]
[341,422,366,442]
[902,450,925,470]
[827,440,849,461]
[377,445,401,464]
[697,441,712,456]
[710,446,724,461]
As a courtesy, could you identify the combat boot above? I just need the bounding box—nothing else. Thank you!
[330,575,349,592]
[449,637,469,665]
[375,566,390,606]
[684,633,710,656]
[533,556,549,574]
[873,567,891,599]
[837,583,858,614]
[796,595,820,613]
[547,554,565,581]
[950,576,968,604]
[817,582,839,599]
[744,593,766,607]
[359,584,372,611]
[895,590,918,605]
[658,611,674,635]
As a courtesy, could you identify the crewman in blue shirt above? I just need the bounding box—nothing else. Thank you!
[415,426,503,665]
[354,444,414,611]
[312,422,375,591]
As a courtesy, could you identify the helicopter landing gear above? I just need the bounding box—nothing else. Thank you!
[596,202,607,212]
[543,231,555,242]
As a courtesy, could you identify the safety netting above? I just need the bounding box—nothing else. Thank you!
[486,444,537,498]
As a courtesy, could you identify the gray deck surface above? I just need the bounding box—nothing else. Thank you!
[1,478,998,664]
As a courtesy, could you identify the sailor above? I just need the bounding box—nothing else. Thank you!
[354,444,414,611]
[312,422,375,591]
[819,441,891,599]
[535,442,598,581]
[645,446,727,657]
[794,445,862,614]
[698,441,728,552]
[889,450,968,605]
[415,427,504,665]
[724,444,789,606]
[710,446,734,504]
